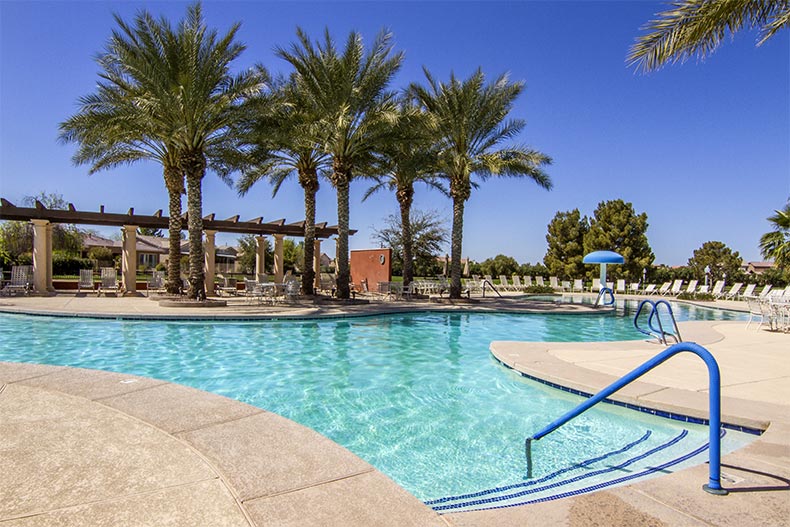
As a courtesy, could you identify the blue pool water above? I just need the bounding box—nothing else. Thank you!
[0,301,751,505]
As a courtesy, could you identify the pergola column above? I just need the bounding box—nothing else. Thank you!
[255,235,266,279]
[30,219,50,293]
[273,234,285,283]
[204,230,217,296]
[122,225,140,296]
[45,223,54,291]
[313,239,322,290]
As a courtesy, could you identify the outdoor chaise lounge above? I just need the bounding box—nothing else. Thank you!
[0,265,32,296]
[78,269,94,294]
[721,282,743,300]
[98,267,119,296]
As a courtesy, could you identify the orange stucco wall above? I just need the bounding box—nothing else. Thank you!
[350,249,392,292]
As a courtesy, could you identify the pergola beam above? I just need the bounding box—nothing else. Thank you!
[0,199,354,238]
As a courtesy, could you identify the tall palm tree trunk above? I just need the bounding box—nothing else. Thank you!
[183,152,207,300]
[449,197,465,299]
[334,171,351,299]
[164,166,184,295]
[301,171,318,296]
[397,185,414,288]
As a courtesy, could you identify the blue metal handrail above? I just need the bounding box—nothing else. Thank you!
[634,299,682,345]
[524,342,727,495]
[594,286,615,307]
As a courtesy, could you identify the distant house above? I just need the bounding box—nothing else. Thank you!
[81,233,237,271]
[743,261,775,275]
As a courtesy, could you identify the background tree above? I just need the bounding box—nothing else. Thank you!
[583,199,654,281]
[687,240,744,282]
[0,193,84,263]
[236,234,271,275]
[629,0,790,72]
[410,68,552,298]
[479,254,520,278]
[277,28,403,299]
[543,209,588,280]
[138,227,164,237]
[759,204,790,273]
[363,101,443,288]
[371,209,448,277]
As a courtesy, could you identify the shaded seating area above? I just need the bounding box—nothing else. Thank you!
[0,265,32,296]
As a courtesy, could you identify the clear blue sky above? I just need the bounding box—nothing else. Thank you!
[1,1,788,265]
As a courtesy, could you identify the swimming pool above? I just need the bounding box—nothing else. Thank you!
[0,301,751,508]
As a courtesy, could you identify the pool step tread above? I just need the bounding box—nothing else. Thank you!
[429,428,719,513]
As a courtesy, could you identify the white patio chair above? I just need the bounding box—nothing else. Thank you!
[78,269,94,294]
[722,282,743,300]
[98,267,119,296]
[1,265,32,296]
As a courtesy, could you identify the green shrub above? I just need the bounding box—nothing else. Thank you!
[52,253,93,275]
[524,285,556,294]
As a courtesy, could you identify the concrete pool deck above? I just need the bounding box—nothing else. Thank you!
[0,294,788,526]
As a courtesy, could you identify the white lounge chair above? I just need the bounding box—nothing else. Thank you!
[722,282,743,300]
[1,265,32,296]
[757,284,772,298]
[98,267,120,296]
[739,283,756,299]
[78,269,94,294]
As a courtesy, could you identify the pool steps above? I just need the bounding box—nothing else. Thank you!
[428,428,721,512]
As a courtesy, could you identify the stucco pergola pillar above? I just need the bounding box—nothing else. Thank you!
[273,234,285,283]
[313,239,322,290]
[45,223,54,291]
[204,230,217,296]
[31,219,50,293]
[255,235,266,280]
[122,225,140,295]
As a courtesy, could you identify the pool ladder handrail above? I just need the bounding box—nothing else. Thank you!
[633,299,682,345]
[594,286,615,307]
[481,279,503,298]
[524,342,727,495]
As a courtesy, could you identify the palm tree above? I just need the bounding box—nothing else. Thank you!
[410,68,553,298]
[276,28,403,299]
[232,78,330,295]
[629,0,790,72]
[59,16,187,296]
[363,102,445,288]
[760,203,790,270]
[160,4,263,300]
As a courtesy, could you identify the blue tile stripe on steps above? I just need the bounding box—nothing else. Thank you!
[425,430,652,506]
[437,428,727,513]
[433,428,698,512]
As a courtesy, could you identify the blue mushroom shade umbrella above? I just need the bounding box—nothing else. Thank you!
[582,251,625,290]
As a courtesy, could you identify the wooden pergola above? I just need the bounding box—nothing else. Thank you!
[0,198,353,295]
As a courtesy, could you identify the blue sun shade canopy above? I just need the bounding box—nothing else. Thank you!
[583,250,625,264]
